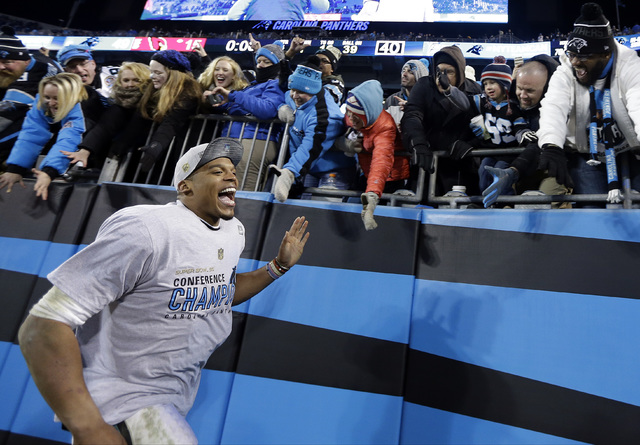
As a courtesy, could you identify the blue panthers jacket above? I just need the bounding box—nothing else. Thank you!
[6,95,86,177]
[283,87,354,177]
[220,79,285,142]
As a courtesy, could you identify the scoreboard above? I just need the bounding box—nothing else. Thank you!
[17,34,640,61]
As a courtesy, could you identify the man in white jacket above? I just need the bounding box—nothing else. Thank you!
[537,2,640,205]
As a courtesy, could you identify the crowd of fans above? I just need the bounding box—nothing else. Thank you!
[2,1,640,231]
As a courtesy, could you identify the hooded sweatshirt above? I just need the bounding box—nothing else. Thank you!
[346,80,410,196]
[401,45,482,155]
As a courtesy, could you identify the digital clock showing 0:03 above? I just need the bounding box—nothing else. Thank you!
[225,40,254,52]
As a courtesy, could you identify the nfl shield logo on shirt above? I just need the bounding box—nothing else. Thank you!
[218,248,224,260]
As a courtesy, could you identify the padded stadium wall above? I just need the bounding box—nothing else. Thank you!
[1,181,640,444]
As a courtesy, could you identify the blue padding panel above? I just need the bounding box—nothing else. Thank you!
[38,242,81,278]
[247,264,414,343]
[10,377,71,443]
[279,199,422,220]
[187,370,235,445]
[0,344,30,432]
[222,374,402,444]
[0,237,49,275]
[0,341,10,374]
[422,209,640,242]
[400,402,585,445]
[411,279,640,405]
[236,191,273,202]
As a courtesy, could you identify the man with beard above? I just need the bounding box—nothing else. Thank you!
[0,26,59,166]
[537,2,640,206]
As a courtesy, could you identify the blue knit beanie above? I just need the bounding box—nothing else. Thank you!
[288,63,323,95]
[255,41,285,65]
[151,50,191,73]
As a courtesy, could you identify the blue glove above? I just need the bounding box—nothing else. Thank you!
[482,166,519,208]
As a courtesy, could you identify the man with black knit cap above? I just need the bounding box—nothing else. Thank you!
[537,2,640,206]
[0,26,59,165]
[314,46,345,104]
[401,45,482,197]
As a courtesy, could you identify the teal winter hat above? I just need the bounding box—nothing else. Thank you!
[57,44,93,66]
[288,62,323,95]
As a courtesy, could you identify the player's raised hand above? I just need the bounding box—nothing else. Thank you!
[277,216,310,268]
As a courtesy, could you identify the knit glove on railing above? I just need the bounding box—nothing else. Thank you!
[361,191,379,231]
[270,165,295,202]
[138,141,163,172]
[277,104,295,124]
[608,189,624,203]
[539,144,573,187]
[482,166,519,208]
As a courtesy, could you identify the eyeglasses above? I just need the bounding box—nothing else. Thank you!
[436,69,454,77]
[565,51,592,62]
[318,59,332,65]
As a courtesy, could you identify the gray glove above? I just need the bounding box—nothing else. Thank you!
[361,191,379,231]
[277,105,295,124]
[270,165,295,202]
[335,130,363,157]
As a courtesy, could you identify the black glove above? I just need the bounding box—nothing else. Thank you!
[138,141,163,172]
[538,144,573,187]
[482,166,519,208]
[412,144,434,173]
[449,140,474,161]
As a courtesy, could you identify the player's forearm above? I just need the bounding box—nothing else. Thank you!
[18,315,106,435]
[233,267,275,305]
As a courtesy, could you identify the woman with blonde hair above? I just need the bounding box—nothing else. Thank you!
[0,72,87,200]
[206,42,287,190]
[63,61,151,169]
[135,50,202,172]
[198,56,248,109]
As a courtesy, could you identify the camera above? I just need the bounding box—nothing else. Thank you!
[207,93,224,106]
[437,71,450,90]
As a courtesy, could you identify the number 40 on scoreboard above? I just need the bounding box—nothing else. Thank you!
[375,41,405,56]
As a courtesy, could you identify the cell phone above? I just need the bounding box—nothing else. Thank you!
[514,56,524,67]
[207,94,224,106]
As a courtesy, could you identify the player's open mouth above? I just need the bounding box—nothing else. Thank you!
[575,68,587,80]
[218,187,236,207]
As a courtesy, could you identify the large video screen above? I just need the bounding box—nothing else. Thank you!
[140,0,508,23]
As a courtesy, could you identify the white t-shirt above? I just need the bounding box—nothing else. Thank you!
[48,201,245,424]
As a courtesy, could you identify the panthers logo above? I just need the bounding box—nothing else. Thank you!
[567,37,588,52]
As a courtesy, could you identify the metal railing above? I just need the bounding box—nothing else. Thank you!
[428,148,640,209]
[93,117,640,209]
[97,114,290,191]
